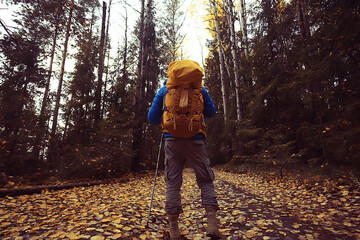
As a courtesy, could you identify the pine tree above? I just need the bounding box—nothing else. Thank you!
[131,0,160,171]
[0,10,47,174]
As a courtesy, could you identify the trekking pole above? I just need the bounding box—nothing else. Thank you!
[146,133,164,228]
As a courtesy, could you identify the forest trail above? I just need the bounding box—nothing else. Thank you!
[1,169,359,240]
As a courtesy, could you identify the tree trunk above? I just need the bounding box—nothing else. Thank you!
[101,0,112,119]
[222,49,231,80]
[102,51,110,118]
[239,0,249,58]
[227,0,242,122]
[212,0,229,122]
[0,180,115,198]
[95,1,107,122]
[122,1,128,79]
[137,0,146,83]
[103,0,111,58]
[131,0,146,172]
[41,27,58,122]
[63,6,96,140]
[297,0,310,42]
[239,0,254,86]
[33,26,59,159]
[49,0,74,170]
[62,94,73,140]
[227,0,243,154]
[51,0,74,138]
[170,1,176,61]
[297,0,318,121]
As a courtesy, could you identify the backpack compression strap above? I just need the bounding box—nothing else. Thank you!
[179,87,189,108]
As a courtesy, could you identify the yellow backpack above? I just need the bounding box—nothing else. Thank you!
[162,59,207,138]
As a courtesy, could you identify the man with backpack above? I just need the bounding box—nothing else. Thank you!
[148,59,223,239]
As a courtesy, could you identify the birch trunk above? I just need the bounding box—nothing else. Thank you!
[239,0,255,86]
[227,0,242,121]
[212,0,229,122]
[222,49,231,80]
[239,0,249,58]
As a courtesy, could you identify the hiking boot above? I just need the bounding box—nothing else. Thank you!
[205,205,223,239]
[167,214,180,240]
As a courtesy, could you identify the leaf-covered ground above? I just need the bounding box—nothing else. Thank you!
[1,169,359,240]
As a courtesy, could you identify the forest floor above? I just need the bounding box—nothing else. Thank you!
[0,168,360,240]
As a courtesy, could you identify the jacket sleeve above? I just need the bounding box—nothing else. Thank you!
[202,86,216,118]
[148,86,166,125]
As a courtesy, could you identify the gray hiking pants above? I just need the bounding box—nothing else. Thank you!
[164,138,218,215]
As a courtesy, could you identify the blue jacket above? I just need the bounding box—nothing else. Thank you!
[148,80,216,139]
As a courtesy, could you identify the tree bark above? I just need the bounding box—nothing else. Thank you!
[227,0,242,122]
[212,0,229,122]
[41,27,58,122]
[239,0,249,58]
[122,1,128,79]
[33,26,59,159]
[95,1,107,122]
[131,0,146,172]
[62,94,73,140]
[137,0,146,83]
[239,0,254,86]
[222,49,231,80]
[51,0,74,138]
[170,0,176,61]
[101,0,112,119]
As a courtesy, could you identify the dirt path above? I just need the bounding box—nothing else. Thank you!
[0,169,359,239]
[212,171,360,240]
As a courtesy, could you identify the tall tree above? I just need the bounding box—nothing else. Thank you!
[160,0,186,62]
[239,0,249,58]
[122,0,129,79]
[101,0,112,119]
[211,0,229,122]
[131,0,160,171]
[226,0,243,121]
[34,0,67,162]
[95,1,107,122]
[50,0,75,138]
[131,0,146,172]
[0,6,47,174]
